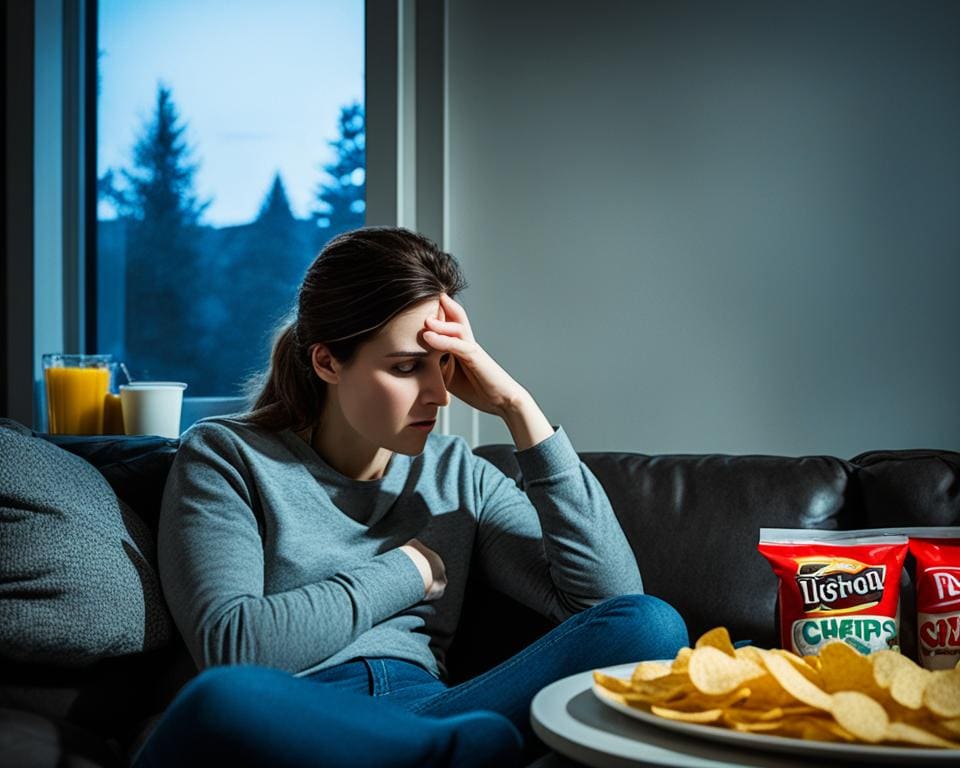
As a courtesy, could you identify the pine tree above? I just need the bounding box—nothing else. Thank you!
[313,101,365,235]
[248,172,302,361]
[204,172,307,395]
[121,83,210,384]
[122,84,209,230]
[257,173,296,228]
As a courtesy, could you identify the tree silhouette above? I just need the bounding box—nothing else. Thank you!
[204,172,306,394]
[258,173,296,227]
[122,84,209,228]
[254,172,304,305]
[313,101,365,235]
[121,83,210,384]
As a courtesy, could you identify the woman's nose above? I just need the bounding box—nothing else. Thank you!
[423,364,450,405]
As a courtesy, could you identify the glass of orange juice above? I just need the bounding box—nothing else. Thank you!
[42,354,114,435]
[102,387,125,435]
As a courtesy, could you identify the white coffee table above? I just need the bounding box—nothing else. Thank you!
[530,664,853,768]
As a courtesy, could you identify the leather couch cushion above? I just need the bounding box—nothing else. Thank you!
[0,420,172,667]
[850,449,960,528]
[470,446,851,652]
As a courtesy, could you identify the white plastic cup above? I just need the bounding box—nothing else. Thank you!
[120,382,188,438]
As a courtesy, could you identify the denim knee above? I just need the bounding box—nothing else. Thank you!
[587,594,689,660]
[173,665,279,732]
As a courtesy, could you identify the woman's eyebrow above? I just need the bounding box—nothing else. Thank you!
[384,351,430,358]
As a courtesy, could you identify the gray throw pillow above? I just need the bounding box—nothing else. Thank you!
[0,422,172,667]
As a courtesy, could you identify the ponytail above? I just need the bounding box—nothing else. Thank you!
[244,319,325,432]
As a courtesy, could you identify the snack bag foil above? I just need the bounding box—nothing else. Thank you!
[908,528,960,670]
[758,529,908,656]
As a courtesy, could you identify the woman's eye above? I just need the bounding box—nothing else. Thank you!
[394,354,450,375]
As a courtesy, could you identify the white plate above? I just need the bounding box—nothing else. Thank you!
[590,662,960,764]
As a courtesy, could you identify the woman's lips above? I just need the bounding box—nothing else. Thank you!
[409,420,436,430]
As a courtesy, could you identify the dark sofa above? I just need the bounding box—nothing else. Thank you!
[1,424,958,767]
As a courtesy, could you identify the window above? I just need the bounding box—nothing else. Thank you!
[95,0,365,396]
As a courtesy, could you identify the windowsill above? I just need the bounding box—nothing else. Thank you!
[180,396,249,433]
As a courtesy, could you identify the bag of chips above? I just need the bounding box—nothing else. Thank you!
[906,527,960,670]
[758,529,909,656]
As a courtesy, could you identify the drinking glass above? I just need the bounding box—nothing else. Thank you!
[42,353,114,435]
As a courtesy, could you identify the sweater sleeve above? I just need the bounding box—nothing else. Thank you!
[157,426,425,673]
[472,425,644,624]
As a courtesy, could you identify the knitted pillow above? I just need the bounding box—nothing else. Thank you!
[0,421,172,667]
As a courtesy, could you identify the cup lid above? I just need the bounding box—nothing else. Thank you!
[119,381,188,390]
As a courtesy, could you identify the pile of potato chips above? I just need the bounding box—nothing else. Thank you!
[593,627,960,749]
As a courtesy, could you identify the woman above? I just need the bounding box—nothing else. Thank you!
[132,227,688,768]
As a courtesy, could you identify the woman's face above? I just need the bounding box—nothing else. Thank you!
[317,298,455,454]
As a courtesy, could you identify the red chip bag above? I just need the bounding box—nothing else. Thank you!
[758,528,908,656]
[908,528,960,670]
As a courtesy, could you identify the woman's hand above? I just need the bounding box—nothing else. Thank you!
[422,293,528,418]
[400,539,447,602]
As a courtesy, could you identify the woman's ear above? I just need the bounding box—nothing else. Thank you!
[308,343,341,385]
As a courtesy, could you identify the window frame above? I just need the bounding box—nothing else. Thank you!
[88,0,390,418]
[4,0,452,434]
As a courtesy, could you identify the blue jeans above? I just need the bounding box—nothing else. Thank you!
[131,594,687,767]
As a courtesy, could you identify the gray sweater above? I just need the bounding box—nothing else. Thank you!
[157,416,644,680]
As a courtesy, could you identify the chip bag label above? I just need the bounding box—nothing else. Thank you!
[758,529,908,656]
[792,615,898,656]
[795,558,886,611]
[908,528,960,670]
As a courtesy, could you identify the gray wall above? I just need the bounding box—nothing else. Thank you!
[446,0,960,455]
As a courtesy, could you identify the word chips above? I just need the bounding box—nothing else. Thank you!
[593,627,960,748]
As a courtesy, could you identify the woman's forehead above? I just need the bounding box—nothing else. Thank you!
[375,298,443,352]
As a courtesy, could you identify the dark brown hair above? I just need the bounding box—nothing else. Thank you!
[243,226,467,432]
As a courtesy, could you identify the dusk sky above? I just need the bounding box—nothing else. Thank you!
[97,0,364,227]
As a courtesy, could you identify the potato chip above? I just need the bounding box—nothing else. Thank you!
[688,646,765,695]
[819,641,882,697]
[669,647,693,673]
[773,648,823,686]
[721,704,816,724]
[733,715,851,743]
[799,717,857,743]
[761,652,833,711]
[695,626,737,657]
[886,721,960,748]
[665,687,750,713]
[620,673,693,704]
[592,669,634,694]
[728,719,790,733]
[871,649,913,689]
[889,664,932,710]
[631,660,672,682]
[938,718,960,737]
[923,669,960,718]
[830,690,889,743]
[735,674,802,710]
[721,707,782,724]
[650,704,724,723]
[733,645,766,666]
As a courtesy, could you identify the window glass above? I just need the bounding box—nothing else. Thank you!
[96,0,365,396]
